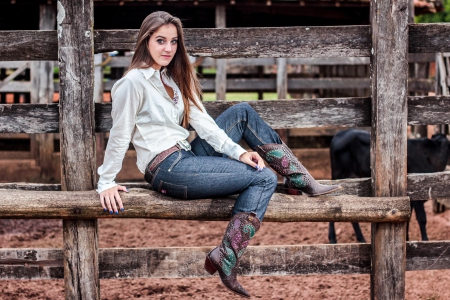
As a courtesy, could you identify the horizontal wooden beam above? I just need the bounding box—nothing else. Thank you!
[2,96,450,133]
[1,241,448,280]
[1,24,449,61]
[1,171,447,201]
[0,188,410,222]
[107,55,435,69]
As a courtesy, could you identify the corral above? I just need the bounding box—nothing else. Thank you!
[1,0,450,299]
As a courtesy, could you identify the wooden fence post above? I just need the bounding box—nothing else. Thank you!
[370,0,408,299]
[30,4,56,180]
[215,5,226,100]
[57,0,99,299]
[276,57,287,99]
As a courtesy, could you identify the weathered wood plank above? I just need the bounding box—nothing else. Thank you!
[2,25,449,61]
[0,96,450,133]
[409,23,450,54]
[57,0,99,299]
[370,0,409,299]
[408,96,450,125]
[30,4,56,181]
[1,241,449,280]
[215,5,227,101]
[2,96,450,133]
[0,171,446,201]
[0,188,410,222]
[276,58,287,99]
[0,81,31,93]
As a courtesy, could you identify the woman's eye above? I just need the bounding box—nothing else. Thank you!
[156,39,164,44]
[171,40,178,45]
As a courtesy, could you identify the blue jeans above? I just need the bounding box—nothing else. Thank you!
[146,103,282,221]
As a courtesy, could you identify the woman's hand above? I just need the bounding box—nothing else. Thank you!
[99,185,128,214]
[239,151,266,171]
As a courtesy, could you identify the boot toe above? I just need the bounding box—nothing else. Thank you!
[221,278,251,298]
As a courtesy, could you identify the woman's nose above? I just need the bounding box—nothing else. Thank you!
[165,43,173,52]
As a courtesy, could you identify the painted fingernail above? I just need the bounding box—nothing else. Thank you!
[120,208,124,212]
[109,210,113,214]
[103,208,107,212]
[115,211,119,215]
[126,188,129,192]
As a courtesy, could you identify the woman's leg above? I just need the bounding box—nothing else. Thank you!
[148,149,277,221]
[191,102,341,196]
[148,149,277,297]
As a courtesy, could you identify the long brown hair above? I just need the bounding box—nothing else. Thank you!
[126,11,202,128]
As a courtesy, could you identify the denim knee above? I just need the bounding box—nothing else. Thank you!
[263,168,278,191]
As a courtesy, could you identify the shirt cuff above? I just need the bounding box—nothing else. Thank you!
[96,181,118,194]
[229,145,248,161]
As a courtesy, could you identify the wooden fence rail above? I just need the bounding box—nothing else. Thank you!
[1,96,450,133]
[1,171,449,201]
[1,241,449,280]
[1,24,450,61]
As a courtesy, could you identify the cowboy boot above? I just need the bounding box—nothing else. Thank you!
[256,142,342,196]
[204,212,261,298]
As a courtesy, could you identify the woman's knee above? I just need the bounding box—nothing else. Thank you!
[261,168,278,190]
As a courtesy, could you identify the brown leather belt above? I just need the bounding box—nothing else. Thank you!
[144,144,180,184]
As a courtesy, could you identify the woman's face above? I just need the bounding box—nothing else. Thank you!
[148,23,178,70]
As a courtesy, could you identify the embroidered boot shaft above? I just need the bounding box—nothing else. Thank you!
[204,212,261,298]
[255,142,342,196]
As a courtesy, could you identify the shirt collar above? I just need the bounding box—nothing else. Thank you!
[138,67,157,80]
[138,67,168,80]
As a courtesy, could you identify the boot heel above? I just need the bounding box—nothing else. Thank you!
[284,188,301,195]
[204,255,217,275]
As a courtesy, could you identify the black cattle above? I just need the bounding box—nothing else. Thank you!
[329,129,450,243]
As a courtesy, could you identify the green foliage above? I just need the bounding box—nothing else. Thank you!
[415,0,450,23]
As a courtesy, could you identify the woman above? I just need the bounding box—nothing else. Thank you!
[97,11,341,298]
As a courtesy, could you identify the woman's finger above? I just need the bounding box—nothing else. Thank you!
[110,195,119,214]
[99,195,107,211]
[114,190,124,212]
[105,196,113,213]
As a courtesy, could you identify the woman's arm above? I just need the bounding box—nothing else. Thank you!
[97,77,141,213]
[189,98,265,170]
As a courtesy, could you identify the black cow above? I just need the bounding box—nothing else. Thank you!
[329,129,450,243]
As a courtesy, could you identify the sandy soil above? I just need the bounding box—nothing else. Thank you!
[1,200,449,300]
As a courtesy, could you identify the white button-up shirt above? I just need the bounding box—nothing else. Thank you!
[96,67,247,193]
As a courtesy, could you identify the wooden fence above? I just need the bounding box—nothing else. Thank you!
[1,1,450,299]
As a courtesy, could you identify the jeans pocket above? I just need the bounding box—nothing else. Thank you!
[158,180,188,199]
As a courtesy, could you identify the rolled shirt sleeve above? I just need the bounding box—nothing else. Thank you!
[97,78,141,193]
[189,98,247,161]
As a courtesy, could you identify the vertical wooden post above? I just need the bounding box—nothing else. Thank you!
[276,58,287,99]
[215,5,227,100]
[57,0,99,299]
[30,4,56,180]
[370,0,408,299]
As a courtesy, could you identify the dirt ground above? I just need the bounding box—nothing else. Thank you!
[1,200,449,300]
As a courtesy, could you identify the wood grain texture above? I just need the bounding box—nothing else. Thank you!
[30,4,56,181]
[0,171,447,201]
[2,25,450,61]
[57,0,99,299]
[2,241,449,280]
[4,96,450,133]
[370,1,409,299]
[0,188,410,222]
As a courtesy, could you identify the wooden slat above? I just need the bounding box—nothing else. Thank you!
[408,96,450,125]
[96,98,371,131]
[1,171,447,201]
[2,25,450,61]
[0,81,31,93]
[409,23,450,54]
[0,188,410,222]
[1,241,449,280]
[2,96,450,133]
